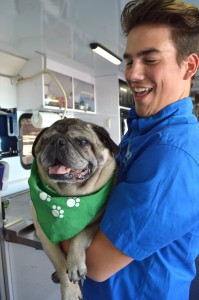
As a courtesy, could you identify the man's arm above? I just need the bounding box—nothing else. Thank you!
[85,230,133,282]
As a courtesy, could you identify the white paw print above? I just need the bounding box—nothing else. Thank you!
[66,197,80,208]
[39,192,51,202]
[52,205,64,218]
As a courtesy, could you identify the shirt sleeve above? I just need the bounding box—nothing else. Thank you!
[100,144,199,260]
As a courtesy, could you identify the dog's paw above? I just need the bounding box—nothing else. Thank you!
[63,281,83,300]
[66,255,87,283]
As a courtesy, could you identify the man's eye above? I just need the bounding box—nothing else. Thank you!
[126,61,133,66]
[144,59,158,64]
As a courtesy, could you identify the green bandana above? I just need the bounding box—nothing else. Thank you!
[28,159,114,244]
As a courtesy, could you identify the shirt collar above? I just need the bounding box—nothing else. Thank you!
[127,97,195,135]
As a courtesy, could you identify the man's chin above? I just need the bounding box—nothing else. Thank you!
[135,106,151,117]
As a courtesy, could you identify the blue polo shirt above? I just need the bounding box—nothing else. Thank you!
[83,97,199,300]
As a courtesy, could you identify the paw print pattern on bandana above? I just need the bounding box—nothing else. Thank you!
[39,192,51,202]
[52,205,64,218]
[66,197,80,208]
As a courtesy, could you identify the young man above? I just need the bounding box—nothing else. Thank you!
[62,1,199,299]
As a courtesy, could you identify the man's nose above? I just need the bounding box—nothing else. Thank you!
[125,62,145,82]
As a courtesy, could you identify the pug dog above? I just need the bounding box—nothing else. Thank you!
[28,118,119,300]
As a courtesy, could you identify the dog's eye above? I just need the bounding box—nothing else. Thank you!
[75,138,90,147]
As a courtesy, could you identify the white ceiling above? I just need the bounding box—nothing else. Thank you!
[0,0,198,76]
[0,0,126,75]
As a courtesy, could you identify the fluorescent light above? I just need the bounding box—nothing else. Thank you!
[90,43,122,65]
[120,87,127,92]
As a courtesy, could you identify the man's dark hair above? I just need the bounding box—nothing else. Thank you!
[121,0,199,64]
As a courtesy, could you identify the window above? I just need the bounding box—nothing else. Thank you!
[19,114,41,169]
[119,79,134,108]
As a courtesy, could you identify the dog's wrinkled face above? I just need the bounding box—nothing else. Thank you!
[32,118,119,195]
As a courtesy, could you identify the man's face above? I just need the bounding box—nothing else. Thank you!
[124,25,192,117]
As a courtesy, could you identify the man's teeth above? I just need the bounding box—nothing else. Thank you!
[134,87,151,92]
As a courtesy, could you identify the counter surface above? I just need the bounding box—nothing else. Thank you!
[2,190,42,250]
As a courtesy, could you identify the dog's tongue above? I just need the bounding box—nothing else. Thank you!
[49,165,71,175]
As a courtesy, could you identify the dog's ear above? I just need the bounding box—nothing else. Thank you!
[92,125,119,157]
[32,127,49,157]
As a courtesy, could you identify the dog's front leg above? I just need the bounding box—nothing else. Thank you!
[66,223,99,283]
[31,204,82,300]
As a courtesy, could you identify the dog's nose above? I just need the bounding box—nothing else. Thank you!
[51,137,66,147]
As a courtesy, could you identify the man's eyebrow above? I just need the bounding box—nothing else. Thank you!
[123,48,161,60]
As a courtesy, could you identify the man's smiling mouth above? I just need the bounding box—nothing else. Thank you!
[134,87,153,97]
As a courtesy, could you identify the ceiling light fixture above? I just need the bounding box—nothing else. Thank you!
[90,43,122,65]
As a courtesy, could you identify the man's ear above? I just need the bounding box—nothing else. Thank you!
[184,53,199,80]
